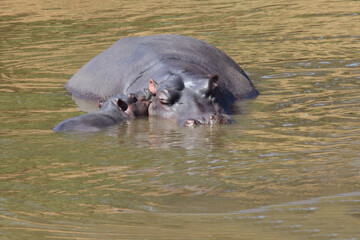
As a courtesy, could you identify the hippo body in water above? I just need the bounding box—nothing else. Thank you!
[63,34,258,126]
[54,89,152,132]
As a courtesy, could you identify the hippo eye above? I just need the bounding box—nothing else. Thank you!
[159,93,171,105]
[159,97,171,105]
[158,89,179,106]
[198,76,218,97]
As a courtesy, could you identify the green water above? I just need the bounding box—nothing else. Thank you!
[1,0,359,239]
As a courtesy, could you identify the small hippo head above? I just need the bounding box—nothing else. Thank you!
[148,74,234,126]
[125,88,154,117]
[100,89,154,117]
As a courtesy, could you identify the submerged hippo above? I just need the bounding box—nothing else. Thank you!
[64,34,258,126]
[54,89,152,132]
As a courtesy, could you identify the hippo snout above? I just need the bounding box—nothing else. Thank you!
[183,114,233,127]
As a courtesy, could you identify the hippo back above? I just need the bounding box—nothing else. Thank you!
[65,34,257,101]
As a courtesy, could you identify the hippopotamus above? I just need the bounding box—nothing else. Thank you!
[64,34,258,126]
[54,89,152,132]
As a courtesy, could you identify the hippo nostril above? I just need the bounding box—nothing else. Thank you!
[117,99,128,111]
[209,114,224,124]
[184,119,199,127]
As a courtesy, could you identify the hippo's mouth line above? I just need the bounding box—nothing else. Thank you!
[182,113,233,127]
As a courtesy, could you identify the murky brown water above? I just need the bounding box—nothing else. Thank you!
[1,0,359,239]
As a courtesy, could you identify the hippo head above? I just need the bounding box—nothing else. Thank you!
[127,88,154,117]
[100,88,153,117]
[148,74,234,126]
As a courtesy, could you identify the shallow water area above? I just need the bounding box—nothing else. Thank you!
[1,0,360,239]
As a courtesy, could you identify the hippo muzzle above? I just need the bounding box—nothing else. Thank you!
[183,113,233,127]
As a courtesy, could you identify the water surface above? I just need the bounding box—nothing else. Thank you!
[1,0,359,239]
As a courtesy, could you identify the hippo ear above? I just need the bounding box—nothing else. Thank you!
[143,88,154,100]
[98,100,104,108]
[149,79,158,94]
[117,99,128,111]
[207,74,219,82]
[128,93,138,103]
[199,75,218,96]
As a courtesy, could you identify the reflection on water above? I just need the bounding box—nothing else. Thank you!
[1,0,359,239]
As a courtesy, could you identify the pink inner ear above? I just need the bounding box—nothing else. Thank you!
[209,75,218,91]
[208,74,218,82]
[149,79,157,94]
[212,81,218,89]
[98,101,104,108]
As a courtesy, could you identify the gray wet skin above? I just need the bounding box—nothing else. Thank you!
[147,74,234,126]
[64,34,258,126]
[54,89,152,132]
